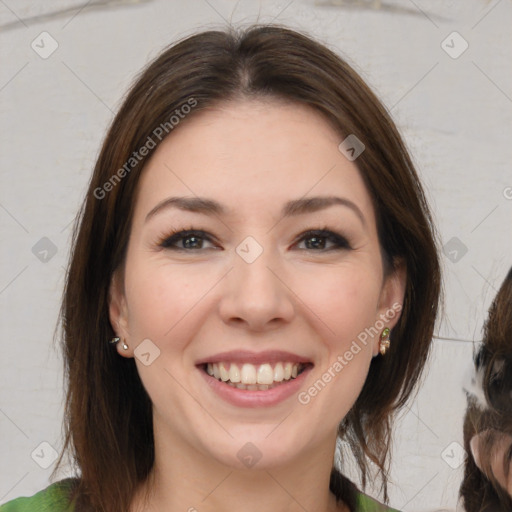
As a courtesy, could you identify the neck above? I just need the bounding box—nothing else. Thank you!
[130,422,349,512]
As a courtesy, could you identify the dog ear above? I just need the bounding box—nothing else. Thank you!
[470,429,512,497]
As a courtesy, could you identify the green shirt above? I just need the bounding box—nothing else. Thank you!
[0,478,400,511]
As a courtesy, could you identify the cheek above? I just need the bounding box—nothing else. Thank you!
[293,265,382,345]
[124,257,211,340]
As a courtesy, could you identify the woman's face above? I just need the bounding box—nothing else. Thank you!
[109,99,405,470]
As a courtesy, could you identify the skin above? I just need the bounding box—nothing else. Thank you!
[109,99,406,512]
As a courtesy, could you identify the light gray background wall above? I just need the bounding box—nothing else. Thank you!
[1,1,511,510]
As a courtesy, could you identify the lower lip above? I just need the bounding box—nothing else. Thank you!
[197,365,313,408]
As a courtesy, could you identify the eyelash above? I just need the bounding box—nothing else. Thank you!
[157,226,352,252]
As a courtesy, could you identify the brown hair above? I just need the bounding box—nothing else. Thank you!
[460,267,512,511]
[52,24,441,511]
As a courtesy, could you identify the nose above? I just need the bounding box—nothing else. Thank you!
[218,247,295,332]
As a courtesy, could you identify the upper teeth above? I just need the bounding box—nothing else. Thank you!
[206,362,302,384]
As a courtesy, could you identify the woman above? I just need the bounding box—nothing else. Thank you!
[460,267,512,511]
[0,24,441,512]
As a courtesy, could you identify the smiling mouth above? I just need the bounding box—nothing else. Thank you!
[200,361,312,391]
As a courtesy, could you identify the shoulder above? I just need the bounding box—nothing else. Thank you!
[355,491,401,512]
[0,478,78,512]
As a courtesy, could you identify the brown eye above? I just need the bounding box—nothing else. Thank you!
[295,230,351,251]
[160,230,217,250]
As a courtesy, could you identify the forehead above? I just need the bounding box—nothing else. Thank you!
[133,99,375,223]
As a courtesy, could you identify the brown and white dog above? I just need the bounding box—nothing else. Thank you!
[460,267,512,511]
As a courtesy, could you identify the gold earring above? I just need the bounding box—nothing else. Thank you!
[379,327,390,356]
[109,336,129,350]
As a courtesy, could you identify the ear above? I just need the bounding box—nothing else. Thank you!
[372,257,407,357]
[108,270,133,358]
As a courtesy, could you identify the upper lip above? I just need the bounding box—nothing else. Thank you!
[195,350,313,366]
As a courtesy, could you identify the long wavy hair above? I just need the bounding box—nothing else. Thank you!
[51,24,441,512]
[460,267,512,511]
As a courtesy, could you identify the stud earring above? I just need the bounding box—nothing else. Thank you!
[109,336,129,350]
[379,327,391,356]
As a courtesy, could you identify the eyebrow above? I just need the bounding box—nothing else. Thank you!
[145,195,366,226]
